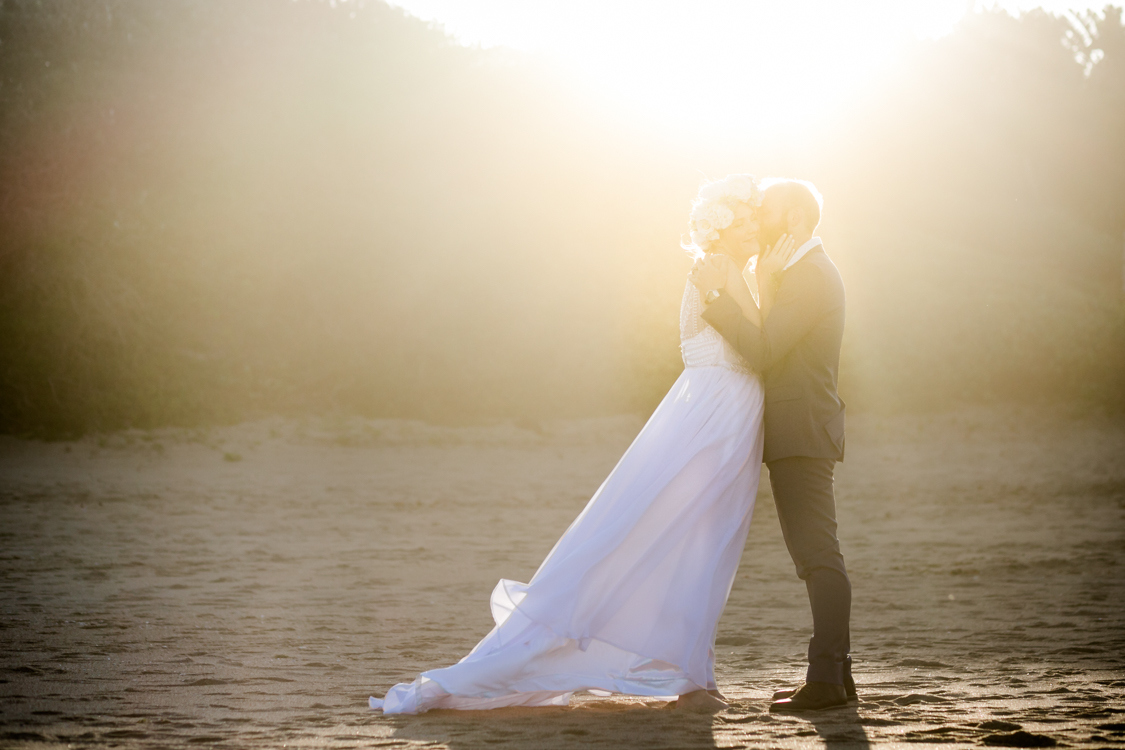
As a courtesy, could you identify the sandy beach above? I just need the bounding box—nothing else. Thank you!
[1,408,1123,749]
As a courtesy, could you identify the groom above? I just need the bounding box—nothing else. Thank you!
[695,179,852,712]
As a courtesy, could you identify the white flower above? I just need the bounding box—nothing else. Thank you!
[682,173,761,253]
[705,203,734,230]
[727,176,759,203]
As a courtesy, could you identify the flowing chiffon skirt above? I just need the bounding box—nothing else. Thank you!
[370,364,765,713]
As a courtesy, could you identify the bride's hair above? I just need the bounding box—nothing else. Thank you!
[681,174,761,258]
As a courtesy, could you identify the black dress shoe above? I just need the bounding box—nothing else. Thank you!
[772,672,856,702]
[769,681,848,712]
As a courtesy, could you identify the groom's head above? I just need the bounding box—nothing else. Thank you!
[759,179,823,249]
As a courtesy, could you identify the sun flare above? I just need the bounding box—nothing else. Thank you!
[384,0,1109,137]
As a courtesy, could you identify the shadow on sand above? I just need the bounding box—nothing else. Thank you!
[380,700,721,749]
[377,699,872,749]
[800,705,872,749]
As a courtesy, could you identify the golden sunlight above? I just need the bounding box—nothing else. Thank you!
[1,0,1123,744]
[383,0,1105,136]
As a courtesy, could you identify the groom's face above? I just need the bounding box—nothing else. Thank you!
[758,191,786,250]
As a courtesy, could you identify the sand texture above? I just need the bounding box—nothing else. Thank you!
[1,409,1124,749]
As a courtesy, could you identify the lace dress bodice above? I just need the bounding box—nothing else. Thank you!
[679,279,754,376]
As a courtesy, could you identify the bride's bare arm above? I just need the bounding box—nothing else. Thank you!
[718,260,762,328]
[690,254,761,327]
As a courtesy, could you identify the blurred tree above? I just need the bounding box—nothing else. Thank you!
[1065,6,1125,235]
[824,6,1124,412]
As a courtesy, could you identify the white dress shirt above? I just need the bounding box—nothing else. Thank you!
[783,236,824,271]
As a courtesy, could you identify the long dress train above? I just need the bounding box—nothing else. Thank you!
[370,279,765,713]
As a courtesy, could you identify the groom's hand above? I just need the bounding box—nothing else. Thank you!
[757,234,798,279]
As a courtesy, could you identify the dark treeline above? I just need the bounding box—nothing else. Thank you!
[0,0,1122,436]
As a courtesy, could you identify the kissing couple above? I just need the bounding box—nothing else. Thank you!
[370,175,852,714]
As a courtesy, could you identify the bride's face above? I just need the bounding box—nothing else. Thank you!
[714,202,761,263]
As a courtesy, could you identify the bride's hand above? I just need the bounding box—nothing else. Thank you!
[757,234,798,278]
[689,254,731,291]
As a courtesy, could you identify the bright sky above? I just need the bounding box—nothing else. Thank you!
[382,0,1109,139]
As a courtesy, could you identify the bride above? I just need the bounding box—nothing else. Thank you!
[370,174,798,714]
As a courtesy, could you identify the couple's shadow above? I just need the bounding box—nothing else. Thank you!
[716,701,871,750]
[378,697,870,749]
[792,704,872,749]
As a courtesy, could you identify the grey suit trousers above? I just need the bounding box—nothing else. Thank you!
[766,456,852,685]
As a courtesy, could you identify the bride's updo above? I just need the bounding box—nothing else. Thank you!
[683,174,761,258]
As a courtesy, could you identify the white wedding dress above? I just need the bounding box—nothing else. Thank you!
[370,279,765,713]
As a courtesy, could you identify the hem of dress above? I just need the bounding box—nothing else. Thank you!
[427,653,708,698]
[497,588,715,695]
[369,624,712,714]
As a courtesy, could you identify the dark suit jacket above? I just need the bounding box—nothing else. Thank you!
[701,245,846,463]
